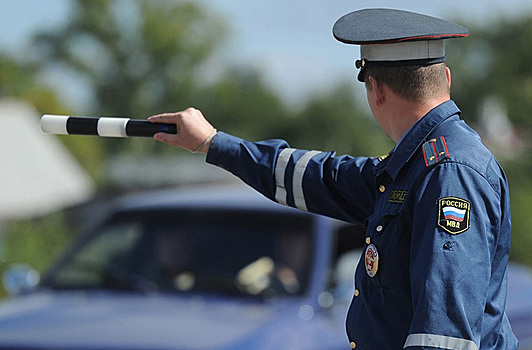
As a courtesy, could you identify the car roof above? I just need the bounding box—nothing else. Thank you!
[112,184,314,217]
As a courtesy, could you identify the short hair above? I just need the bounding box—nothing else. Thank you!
[362,63,449,102]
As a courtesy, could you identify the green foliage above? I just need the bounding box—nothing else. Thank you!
[500,160,532,266]
[0,213,73,298]
[2,1,532,274]
[196,68,293,142]
[33,0,228,157]
[194,71,393,155]
[448,16,532,129]
[508,183,532,266]
[0,54,63,114]
[446,15,532,266]
[0,54,37,97]
[289,84,393,155]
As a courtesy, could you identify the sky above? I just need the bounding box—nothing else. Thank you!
[1,0,532,108]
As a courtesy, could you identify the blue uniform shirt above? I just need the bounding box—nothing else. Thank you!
[206,100,518,350]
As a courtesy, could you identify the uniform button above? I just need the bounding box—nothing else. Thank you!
[350,341,357,349]
[365,237,371,244]
[376,225,383,232]
[379,185,386,193]
[354,289,360,297]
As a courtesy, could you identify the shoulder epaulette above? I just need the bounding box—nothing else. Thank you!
[422,136,449,167]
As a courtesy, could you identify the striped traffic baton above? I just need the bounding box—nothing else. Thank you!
[40,115,177,137]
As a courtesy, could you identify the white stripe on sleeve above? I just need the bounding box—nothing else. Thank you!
[274,148,296,205]
[404,334,478,350]
[292,151,321,211]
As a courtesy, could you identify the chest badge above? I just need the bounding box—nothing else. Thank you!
[438,197,471,234]
[388,190,408,204]
[365,244,379,277]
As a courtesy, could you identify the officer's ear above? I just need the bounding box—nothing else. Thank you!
[366,76,386,106]
[445,67,452,90]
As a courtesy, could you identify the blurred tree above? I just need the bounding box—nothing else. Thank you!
[194,68,293,142]
[2,3,531,299]
[505,163,532,266]
[288,84,393,155]
[33,0,228,157]
[197,72,394,155]
[0,53,64,113]
[448,16,532,129]
[447,14,532,266]
[31,0,392,172]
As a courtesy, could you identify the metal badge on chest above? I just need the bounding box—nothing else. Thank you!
[365,244,379,277]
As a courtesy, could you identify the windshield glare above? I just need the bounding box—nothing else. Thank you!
[45,209,314,298]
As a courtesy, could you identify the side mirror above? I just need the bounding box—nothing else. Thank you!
[2,264,40,296]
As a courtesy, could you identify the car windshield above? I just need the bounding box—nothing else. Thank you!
[43,209,314,299]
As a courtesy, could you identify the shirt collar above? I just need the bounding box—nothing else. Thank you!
[392,114,423,152]
[376,100,461,180]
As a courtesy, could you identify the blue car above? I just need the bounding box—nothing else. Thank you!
[0,185,531,349]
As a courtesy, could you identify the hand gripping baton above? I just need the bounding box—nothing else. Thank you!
[40,115,177,137]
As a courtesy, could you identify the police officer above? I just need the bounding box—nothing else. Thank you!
[149,8,518,350]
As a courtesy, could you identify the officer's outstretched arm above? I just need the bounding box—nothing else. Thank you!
[206,132,377,223]
[150,107,378,223]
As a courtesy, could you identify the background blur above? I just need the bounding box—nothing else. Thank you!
[1,0,532,298]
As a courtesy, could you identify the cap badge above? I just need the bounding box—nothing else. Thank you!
[365,244,379,277]
[438,197,471,234]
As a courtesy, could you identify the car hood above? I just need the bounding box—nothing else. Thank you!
[0,290,292,349]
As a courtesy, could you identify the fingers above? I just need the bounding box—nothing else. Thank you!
[148,113,178,124]
[153,132,175,144]
[149,113,181,147]
[148,108,215,152]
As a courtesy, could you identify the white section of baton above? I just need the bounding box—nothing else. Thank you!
[292,150,321,211]
[274,148,296,206]
[97,117,130,137]
[40,114,69,135]
[403,334,478,350]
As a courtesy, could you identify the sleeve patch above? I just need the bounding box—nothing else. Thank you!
[438,197,471,234]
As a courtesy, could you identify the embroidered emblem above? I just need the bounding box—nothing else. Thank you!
[365,244,379,277]
[438,197,471,234]
[422,136,449,167]
[388,190,408,204]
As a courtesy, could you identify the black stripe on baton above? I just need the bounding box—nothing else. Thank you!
[66,116,99,135]
[126,120,177,137]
